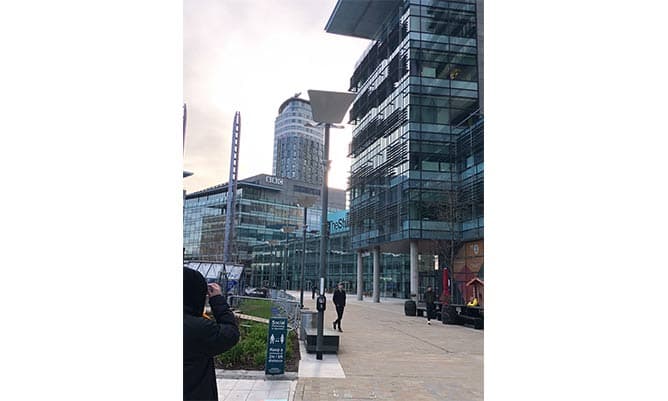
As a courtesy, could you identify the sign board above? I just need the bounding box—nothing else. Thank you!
[327,210,349,234]
[265,176,284,185]
[265,317,288,375]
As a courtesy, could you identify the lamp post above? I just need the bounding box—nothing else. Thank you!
[296,196,317,308]
[306,89,356,360]
[281,226,296,291]
[267,240,279,290]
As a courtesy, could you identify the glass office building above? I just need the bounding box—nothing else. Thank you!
[326,0,483,302]
[248,212,440,299]
[273,96,325,185]
[183,173,345,267]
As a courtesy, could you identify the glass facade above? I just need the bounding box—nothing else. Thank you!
[184,186,307,263]
[273,97,325,185]
[319,0,484,302]
[248,230,445,299]
[183,174,345,265]
[248,209,442,300]
[347,0,483,251]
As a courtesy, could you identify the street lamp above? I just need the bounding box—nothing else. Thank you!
[296,195,317,308]
[266,240,279,290]
[307,89,356,360]
[281,225,296,291]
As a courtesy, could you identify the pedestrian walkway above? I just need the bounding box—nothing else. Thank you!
[292,291,483,401]
[215,372,297,401]
[214,291,482,401]
[296,340,345,378]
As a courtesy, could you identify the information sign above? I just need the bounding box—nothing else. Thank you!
[265,317,288,375]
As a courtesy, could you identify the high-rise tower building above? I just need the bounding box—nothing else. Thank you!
[326,0,484,303]
[273,95,325,185]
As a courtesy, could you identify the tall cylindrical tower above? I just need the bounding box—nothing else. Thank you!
[273,95,324,185]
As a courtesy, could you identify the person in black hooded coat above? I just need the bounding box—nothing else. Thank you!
[183,267,240,401]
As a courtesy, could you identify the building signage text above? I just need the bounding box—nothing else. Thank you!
[265,176,284,185]
[328,210,349,234]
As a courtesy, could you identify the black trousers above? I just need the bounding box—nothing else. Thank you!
[426,303,435,320]
[334,305,345,327]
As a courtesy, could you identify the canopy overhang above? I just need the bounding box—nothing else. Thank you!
[325,0,401,40]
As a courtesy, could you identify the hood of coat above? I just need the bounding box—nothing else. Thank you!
[184,267,207,316]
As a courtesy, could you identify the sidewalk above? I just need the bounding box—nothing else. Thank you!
[215,371,297,401]
[215,291,482,401]
[292,291,483,401]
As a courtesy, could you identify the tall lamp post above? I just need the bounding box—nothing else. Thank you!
[267,240,279,290]
[281,226,296,291]
[296,196,317,308]
[307,89,356,360]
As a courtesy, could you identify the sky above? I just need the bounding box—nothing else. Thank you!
[183,0,371,193]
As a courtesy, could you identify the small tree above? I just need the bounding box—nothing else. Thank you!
[432,185,462,304]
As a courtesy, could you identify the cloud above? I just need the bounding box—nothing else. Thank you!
[184,0,370,193]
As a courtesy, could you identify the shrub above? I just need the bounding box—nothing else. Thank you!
[215,320,297,371]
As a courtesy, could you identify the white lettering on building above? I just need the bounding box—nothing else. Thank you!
[265,176,284,185]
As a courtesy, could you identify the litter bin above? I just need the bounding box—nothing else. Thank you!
[441,304,459,324]
[300,309,317,340]
[404,300,417,316]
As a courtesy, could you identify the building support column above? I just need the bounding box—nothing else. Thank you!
[373,247,380,303]
[356,250,364,301]
[410,240,418,301]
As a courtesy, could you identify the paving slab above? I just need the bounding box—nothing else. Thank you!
[290,292,483,401]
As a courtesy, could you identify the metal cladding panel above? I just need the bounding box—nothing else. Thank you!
[325,0,401,40]
[307,90,356,124]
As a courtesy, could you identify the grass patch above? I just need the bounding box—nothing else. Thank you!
[215,320,299,371]
[237,298,272,320]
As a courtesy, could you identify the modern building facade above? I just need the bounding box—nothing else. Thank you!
[273,96,325,185]
[248,210,446,299]
[326,0,484,303]
[183,173,345,267]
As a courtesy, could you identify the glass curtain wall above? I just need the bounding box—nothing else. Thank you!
[348,0,481,250]
[249,232,416,298]
[184,186,307,265]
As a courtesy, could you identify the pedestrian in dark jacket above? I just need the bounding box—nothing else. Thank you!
[424,286,436,325]
[184,267,240,401]
[332,283,346,332]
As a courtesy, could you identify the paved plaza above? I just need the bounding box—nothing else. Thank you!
[216,291,483,401]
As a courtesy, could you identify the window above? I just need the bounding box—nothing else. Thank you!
[421,66,436,78]
[421,161,439,171]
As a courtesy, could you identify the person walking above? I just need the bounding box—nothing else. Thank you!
[332,283,346,332]
[184,267,240,401]
[424,285,436,325]
[312,285,317,299]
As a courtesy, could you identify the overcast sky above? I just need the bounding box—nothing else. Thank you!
[183,0,371,193]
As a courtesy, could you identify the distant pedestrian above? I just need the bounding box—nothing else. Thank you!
[184,267,240,401]
[312,285,317,299]
[332,283,346,332]
[424,286,436,325]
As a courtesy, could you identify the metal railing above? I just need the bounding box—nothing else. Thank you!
[228,291,301,330]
